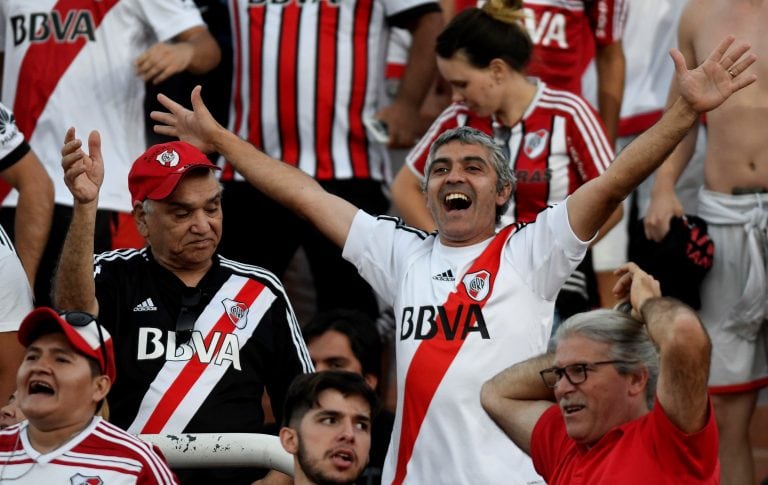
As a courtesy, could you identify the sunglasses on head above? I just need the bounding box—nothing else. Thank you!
[58,311,108,378]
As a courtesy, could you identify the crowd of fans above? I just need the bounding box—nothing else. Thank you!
[0,0,766,484]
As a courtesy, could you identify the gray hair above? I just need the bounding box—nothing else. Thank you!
[551,309,660,409]
[422,127,516,224]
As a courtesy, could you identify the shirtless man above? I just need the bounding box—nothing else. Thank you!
[645,2,768,483]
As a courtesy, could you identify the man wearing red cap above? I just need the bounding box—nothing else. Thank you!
[54,128,313,484]
[0,307,177,483]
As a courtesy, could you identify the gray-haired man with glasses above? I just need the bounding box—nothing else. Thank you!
[481,262,719,484]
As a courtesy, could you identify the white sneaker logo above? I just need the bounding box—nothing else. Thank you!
[133,298,158,312]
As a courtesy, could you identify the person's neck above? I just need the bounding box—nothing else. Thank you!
[496,76,537,127]
[27,416,95,454]
[153,251,212,287]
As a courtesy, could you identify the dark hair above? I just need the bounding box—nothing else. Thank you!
[436,0,532,71]
[303,309,382,379]
[282,371,379,427]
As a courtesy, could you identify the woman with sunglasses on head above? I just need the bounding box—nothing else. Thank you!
[0,307,177,484]
[391,0,621,322]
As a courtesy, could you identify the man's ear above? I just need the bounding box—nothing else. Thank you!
[133,201,149,238]
[627,369,649,399]
[279,426,298,455]
[496,181,513,206]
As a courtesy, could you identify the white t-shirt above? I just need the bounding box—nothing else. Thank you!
[343,201,589,484]
[0,0,204,212]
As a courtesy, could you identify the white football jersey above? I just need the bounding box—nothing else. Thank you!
[0,0,204,212]
[343,201,589,484]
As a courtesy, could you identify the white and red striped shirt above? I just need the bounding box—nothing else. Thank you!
[407,82,613,225]
[523,0,627,95]
[224,0,439,183]
[0,0,205,213]
[343,202,589,484]
[0,418,177,484]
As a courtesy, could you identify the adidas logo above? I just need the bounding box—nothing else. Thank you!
[133,298,158,312]
[432,269,455,281]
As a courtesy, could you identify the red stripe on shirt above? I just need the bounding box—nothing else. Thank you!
[13,0,120,137]
[140,279,266,433]
[346,0,373,179]
[277,5,301,165]
[314,4,339,178]
[392,225,515,484]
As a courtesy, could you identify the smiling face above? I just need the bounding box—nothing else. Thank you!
[425,141,511,246]
[16,332,109,432]
[283,389,372,485]
[553,335,646,447]
[135,170,222,273]
[438,53,503,117]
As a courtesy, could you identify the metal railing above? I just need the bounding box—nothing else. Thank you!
[140,433,293,476]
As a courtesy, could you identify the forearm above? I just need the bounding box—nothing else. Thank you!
[397,12,442,107]
[481,353,554,453]
[391,167,436,231]
[650,124,698,196]
[178,27,221,74]
[639,296,711,432]
[13,176,53,286]
[568,96,699,240]
[211,129,353,248]
[53,201,99,314]
[595,42,625,145]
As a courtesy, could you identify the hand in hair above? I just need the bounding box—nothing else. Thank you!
[612,263,661,321]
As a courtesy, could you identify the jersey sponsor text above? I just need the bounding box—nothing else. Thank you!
[10,11,96,46]
[137,328,242,370]
[400,304,490,341]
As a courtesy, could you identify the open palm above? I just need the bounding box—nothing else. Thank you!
[673,36,757,113]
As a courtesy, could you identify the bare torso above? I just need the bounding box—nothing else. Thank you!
[684,0,768,193]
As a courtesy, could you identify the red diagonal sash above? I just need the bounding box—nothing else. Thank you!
[13,0,120,137]
[392,225,516,484]
[140,278,265,433]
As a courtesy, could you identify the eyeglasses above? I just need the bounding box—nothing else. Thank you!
[539,360,639,389]
[176,288,202,344]
[58,311,108,378]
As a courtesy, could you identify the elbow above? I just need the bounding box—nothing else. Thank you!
[665,309,711,358]
[480,379,498,416]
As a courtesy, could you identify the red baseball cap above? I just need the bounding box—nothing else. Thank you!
[18,307,117,383]
[128,141,221,204]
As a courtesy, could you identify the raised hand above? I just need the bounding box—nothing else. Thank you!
[151,85,222,154]
[61,128,104,205]
[672,35,757,113]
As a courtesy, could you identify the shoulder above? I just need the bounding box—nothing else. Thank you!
[94,247,148,266]
[538,86,600,119]
[216,255,288,295]
[91,420,176,480]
